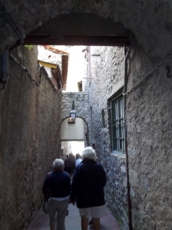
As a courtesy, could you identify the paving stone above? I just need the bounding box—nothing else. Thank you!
[27,203,120,230]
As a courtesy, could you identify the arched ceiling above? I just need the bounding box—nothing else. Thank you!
[24,13,131,46]
[1,0,172,62]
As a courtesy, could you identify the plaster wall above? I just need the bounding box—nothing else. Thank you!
[43,66,52,78]
[0,46,61,230]
[60,118,84,140]
[64,46,86,92]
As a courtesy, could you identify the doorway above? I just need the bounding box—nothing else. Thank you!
[61,140,84,156]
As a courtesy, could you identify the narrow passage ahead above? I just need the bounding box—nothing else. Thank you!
[28,203,120,230]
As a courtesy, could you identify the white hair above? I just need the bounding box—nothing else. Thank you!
[82,146,96,161]
[52,158,64,170]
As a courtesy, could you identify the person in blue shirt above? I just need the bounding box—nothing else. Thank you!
[42,158,71,230]
[70,146,107,230]
[75,153,82,167]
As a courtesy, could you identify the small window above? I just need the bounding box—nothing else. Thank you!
[78,81,82,91]
[111,95,125,152]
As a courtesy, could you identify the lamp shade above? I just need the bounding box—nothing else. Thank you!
[70,109,76,119]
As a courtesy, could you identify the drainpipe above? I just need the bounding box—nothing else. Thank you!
[124,41,135,230]
[0,50,9,90]
[87,46,93,146]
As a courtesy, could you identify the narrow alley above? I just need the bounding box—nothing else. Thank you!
[0,1,172,230]
[27,204,120,230]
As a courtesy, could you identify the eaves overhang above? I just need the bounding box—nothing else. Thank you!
[38,60,58,69]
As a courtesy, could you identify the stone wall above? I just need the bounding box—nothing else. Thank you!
[61,92,89,122]
[84,46,128,229]
[61,92,89,145]
[86,44,172,230]
[0,46,61,230]
[126,44,172,230]
[1,0,172,62]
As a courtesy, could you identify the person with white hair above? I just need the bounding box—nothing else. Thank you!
[70,146,107,230]
[42,158,71,230]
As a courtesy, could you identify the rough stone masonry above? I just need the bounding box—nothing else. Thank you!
[83,44,172,230]
[0,46,61,230]
[1,0,172,62]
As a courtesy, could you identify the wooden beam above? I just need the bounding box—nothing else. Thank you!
[24,35,130,46]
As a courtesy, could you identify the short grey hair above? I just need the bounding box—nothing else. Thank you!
[82,146,96,161]
[52,158,64,170]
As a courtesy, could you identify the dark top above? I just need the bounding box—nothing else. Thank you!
[64,158,75,174]
[42,170,71,198]
[70,159,107,208]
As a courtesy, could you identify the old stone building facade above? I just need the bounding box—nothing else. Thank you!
[83,44,172,230]
[84,46,128,229]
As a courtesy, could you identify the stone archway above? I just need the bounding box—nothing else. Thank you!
[60,92,90,145]
[60,92,89,124]
[24,13,131,47]
[60,116,89,155]
[1,1,172,62]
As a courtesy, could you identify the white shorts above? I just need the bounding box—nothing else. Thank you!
[79,205,109,219]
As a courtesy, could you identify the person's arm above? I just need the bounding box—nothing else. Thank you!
[42,175,49,197]
[66,174,71,194]
[42,173,51,199]
[70,168,79,204]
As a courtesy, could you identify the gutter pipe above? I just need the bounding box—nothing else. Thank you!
[0,50,9,90]
[124,39,136,230]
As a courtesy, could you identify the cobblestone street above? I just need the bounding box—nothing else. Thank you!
[27,203,120,230]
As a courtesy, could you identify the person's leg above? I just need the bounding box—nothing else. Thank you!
[81,216,89,230]
[56,199,68,230]
[49,199,57,230]
[92,218,100,230]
